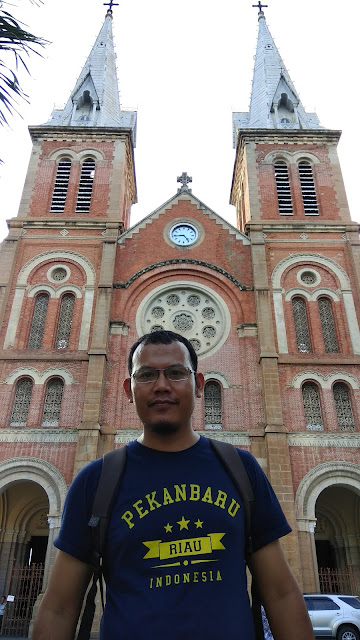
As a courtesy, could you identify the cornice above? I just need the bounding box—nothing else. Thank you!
[0,351,89,361]
[288,432,360,448]
[0,428,78,443]
[236,129,342,147]
[29,126,134,142]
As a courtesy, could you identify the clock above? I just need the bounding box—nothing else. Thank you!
[169,223,198,246]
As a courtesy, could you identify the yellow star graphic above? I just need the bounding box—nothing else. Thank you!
[177,516,190,531]
[194,519,203,529]
[164,523,173,533]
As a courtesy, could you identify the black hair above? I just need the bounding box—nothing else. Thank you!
[127,330,198,375]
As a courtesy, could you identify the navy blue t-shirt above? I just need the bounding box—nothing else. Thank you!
[54,436,291,639]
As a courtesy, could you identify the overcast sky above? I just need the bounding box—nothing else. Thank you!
[0,0,358,241]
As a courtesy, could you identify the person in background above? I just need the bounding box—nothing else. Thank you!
[0,596,7,634]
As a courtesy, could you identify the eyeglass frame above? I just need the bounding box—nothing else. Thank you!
[131,365,195,384]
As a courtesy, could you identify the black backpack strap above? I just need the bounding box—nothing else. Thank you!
[208,438,264,640]
[209,438,254,559]
[76,446,127,640]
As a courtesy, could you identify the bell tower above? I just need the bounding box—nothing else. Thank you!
[230,5,360,590]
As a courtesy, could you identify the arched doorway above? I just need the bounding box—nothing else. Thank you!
[296,462,360,594]
[0,458,68,636]
[315,485,360,593]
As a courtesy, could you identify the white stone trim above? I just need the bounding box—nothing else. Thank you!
[16,251,96,286]
[290,371,360,389]
[0,428,78,442]
[2,367,75,385]
[4,251,96,352]
[4,287,26,348]
[284,288,340,302]
[79,287,95,350]
[288,433,360,448]
[296,268,321,288]
[204,372,230,388]
[295,461,360,520]
[285,288,312,301]
[47,265,71,283]
[273,289,288,353]
[0,457,69,515]
[27,285,56,298]
[54,285,82,299]
[271,254,360,354]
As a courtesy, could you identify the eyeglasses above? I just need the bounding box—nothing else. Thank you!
[131,366,194,384]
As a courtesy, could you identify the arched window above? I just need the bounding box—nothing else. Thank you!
[274,161,293,215]
[298,161,318,215]
[50,158,72,212]
[76,158,95,212]
[10,378,33,426]
[302,382,323,430]
[333,382,355,431]
[41,378,64,427]
[55,293,75,349]
[27,292,49,349]
[292,297,311,352]
[318,297,338,353]
[204,381,222,429]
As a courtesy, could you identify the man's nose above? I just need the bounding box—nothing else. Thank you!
[153,370,171,389]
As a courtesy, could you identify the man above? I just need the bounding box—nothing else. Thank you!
[32,330,314,639]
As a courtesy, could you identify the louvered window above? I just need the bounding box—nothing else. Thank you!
[204,381,222,429]
[10,378,33,427]
[55,293,75,349]
[274,161,293,215]
[318,298,338,353]
[292,297,311,353]
[41,378,64,427]
[27,293,49,349]
[50,158,71,212]
[76,158,95,212]
[298,161,318,215]
[302,382,323,430]
[333,382,355,431]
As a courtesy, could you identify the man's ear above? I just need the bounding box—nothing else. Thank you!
[195,372,205,398]
[123,378,133,402]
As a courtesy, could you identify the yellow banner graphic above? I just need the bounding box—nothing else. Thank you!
[143,533,225,560]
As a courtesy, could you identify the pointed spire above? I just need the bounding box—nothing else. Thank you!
[233,8,322,140]
[43,11,136,136]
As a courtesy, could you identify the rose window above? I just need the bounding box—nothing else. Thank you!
[138,285,229,357]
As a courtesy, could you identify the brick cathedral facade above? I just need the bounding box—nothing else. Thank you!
[0,7,359,632]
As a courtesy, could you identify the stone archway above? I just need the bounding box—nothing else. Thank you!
[0,458,68,624]
[295,462,360,592]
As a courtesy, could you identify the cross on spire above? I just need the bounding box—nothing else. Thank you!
[104,0,119,14]
[177,172,192,193]
[252,1,268,13]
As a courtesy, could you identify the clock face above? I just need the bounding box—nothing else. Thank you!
[170,223,198,246]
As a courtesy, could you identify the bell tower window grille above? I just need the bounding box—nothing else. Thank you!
[292,297,311,353]
[318,297,338,353]
[298,161,318,215]
[10,378,33,427]
[27,293,49,349]
[302,382,323,430]
[76,158,95,212]
[50,158,72,212]
[41,378,64,427]
[55,293,75,349]
[333,382,355,431]
[204,381,222,430]
[274,161,293,215]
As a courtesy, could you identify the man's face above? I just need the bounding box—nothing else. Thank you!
[124,341,204,436]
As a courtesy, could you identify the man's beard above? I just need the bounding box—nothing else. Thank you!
[146,421,180,436]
